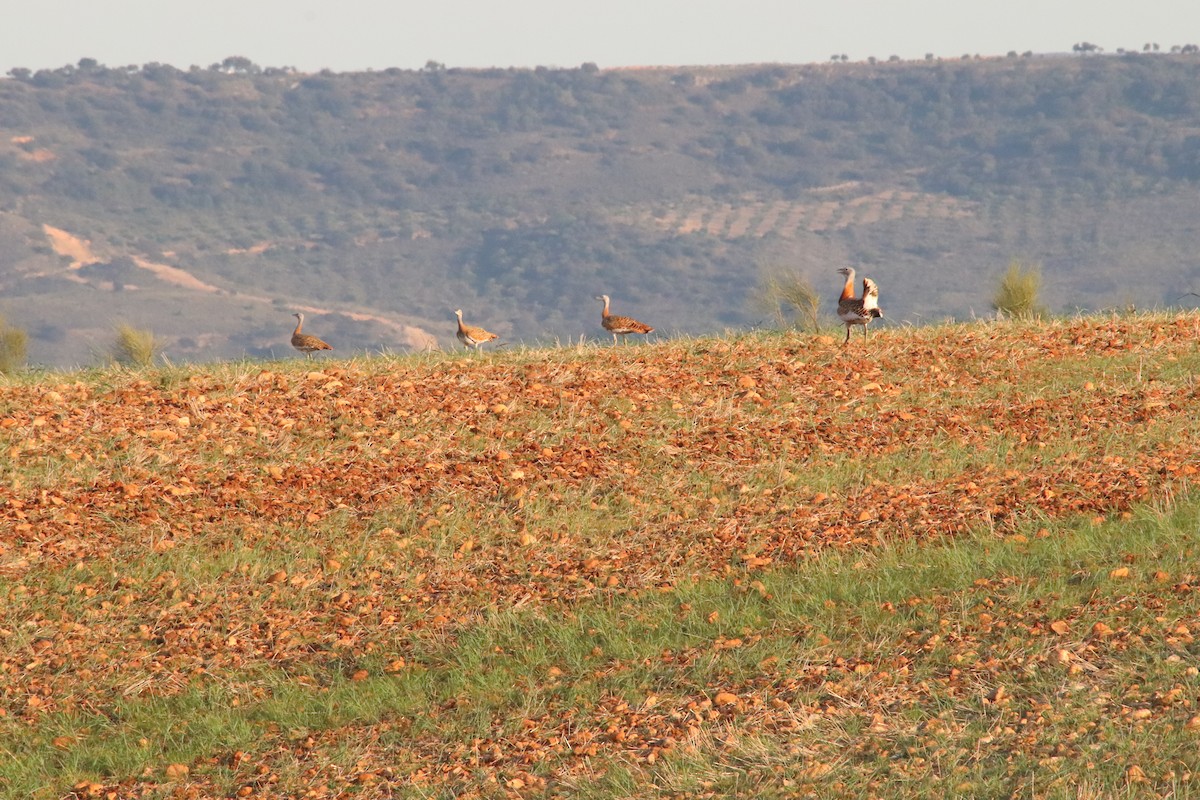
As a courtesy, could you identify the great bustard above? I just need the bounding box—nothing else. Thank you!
[595,295,654,345]
[290,312,333,358]
[836,267,883,344]
[454,309,499,352]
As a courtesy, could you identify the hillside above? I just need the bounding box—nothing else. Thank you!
[2,316,1200,797]
[3,54,1200,366]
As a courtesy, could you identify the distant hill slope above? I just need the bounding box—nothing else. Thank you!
[2,54,1200,366]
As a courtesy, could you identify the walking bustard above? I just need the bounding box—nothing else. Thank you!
[454,309,499,352]
[595,295,654,345]
[290,313,333,358]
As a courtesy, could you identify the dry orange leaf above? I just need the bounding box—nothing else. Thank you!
[165,763,190,779]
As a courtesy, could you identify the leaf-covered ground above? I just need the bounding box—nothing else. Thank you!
[1,315,1199,798]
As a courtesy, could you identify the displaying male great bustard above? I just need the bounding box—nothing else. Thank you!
[290,312,333,358]
[836,267,883,344]
[454,309,499,352]
[595,295,654,345]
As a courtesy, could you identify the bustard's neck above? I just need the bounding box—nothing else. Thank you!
[839,270,856,301]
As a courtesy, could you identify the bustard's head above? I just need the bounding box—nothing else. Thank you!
[837,267,855,278]
[594,294,610,303]
[454,309,463,318]
[292,312,304,321]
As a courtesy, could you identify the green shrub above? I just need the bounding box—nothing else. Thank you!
[753,269,822,332]
[111,323,162,367]
[992,260,1046,319]
[0,317,28,374]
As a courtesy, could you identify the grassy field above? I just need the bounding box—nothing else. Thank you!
[2,315,1199,799]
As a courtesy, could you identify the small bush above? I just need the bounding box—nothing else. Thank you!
[992,260,1046,319]
[753,270,822,333]
[0,317,28,374]
[111,323,162,367]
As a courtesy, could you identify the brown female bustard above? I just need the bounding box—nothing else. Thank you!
[454,309,499,352]
[290,312,333,358]
[595,295,654,345]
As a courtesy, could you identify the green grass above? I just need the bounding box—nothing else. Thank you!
[4,495,1199,798]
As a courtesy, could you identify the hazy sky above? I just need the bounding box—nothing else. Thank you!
[3,0,1198,75]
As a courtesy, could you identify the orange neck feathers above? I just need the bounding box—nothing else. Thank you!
[839,269,856,301]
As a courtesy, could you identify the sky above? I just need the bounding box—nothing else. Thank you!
[2,0,1198,76]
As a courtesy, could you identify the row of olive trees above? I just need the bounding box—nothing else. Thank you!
[0,319,162,374]
[752,259,1047,331]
